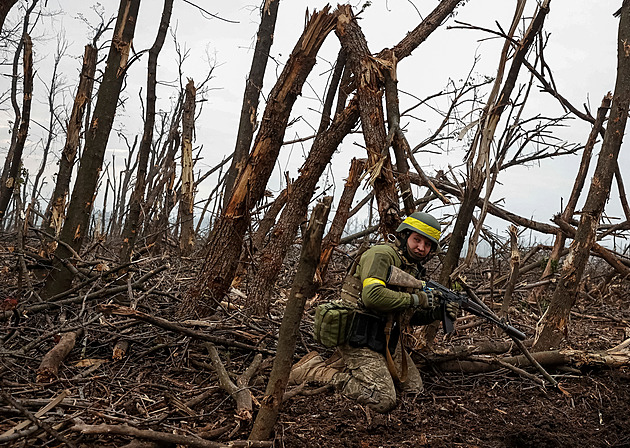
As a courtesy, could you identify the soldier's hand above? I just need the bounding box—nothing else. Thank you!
[445,301,459,321]
[410,291,430,308]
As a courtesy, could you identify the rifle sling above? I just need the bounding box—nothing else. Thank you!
[384,313,408,384]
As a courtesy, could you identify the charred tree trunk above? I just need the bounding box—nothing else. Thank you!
[527,95,611,303]
[335,5,400,236]
[178,79,196,256]
[533,8,630,351]
[223,0,280,208]
[439,1,549,284]
[43,0,141,298]
[0,33,33,223]
[249,197,332,441]
[316,157,365,282]
[119,0,173,263]
[247,100,360,316]
[182,8,338,316]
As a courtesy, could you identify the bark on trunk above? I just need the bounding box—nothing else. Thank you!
[249,197,331,441]
[527,94,611,304]
[500,225,520,316]
[316,157,366,282]
[0,33,33,222]
[119,0,173,263]
[43,0,141,298]
[223,0,280,208]
[182,8,337,316]
[336,5,400,236]
[533,7,630,351]
[247,100,359,316]
[179,79,196,256]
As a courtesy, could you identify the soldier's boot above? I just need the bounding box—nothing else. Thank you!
[288,351,343,386]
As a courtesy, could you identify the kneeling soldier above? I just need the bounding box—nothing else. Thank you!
[289,212,458,413]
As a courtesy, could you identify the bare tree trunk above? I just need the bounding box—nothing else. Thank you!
[120,0,172,262]
[247,100,359,316]
[223,0,280,208]
[500,225,521,316]
[440,0,549,284]
[179,79,196,256]
[43,0,142,298]
[251,189,288,251]
[336,5,400,236]
[249,197,331,441]
[527,94,611,303]
[0,32,33,223]
[316,157,365,282]
[182,8,337,316]
[533,7,630,351]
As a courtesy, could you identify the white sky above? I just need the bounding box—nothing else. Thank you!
[1,0,628,251]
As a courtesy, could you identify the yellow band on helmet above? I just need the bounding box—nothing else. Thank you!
[363,277,386,288]
[403,216,441,241]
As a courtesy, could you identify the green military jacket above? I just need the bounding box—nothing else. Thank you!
[354,241,436,325]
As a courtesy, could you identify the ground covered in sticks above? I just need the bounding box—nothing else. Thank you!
[1,237,629,447]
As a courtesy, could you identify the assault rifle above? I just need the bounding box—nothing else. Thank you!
[386,265,526,341]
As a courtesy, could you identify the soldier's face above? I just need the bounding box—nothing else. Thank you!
[407,232,432,259]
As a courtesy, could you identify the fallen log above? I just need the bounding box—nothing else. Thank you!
[36,330,82,383]
[71,422,273,448]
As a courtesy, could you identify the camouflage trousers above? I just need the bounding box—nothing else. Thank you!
[331,343,423,413]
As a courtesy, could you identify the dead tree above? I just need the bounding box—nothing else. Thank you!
[316,157,365,282]
[0,32,32,223]
[178,79,196,256]
[527,95,611,304]
[249,197,332,441]
[44,44,98,234]
[182,7,338,316]
[120,0,173,263]
[43,0,141,298]
[335,4,400,236]
[245,0,466,315]
[440,0,549,284]
[223,0,280,208]
[247,99,359,316]
[533,7,630,351]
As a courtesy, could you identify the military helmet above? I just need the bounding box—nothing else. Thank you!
[396,212,441,246]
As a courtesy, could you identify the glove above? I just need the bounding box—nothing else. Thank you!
[410,291,429,308]
[444,301,459,321]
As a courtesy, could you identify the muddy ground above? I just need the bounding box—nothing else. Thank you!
[1,240,629,447]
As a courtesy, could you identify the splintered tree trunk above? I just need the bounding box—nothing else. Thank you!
[439,0,549,284]
[44,45,98,235]
[43,0,141,298]
[182,8,338,316]
[247,100,360,316]
[120,0,172,263]
[316,157,366,282]
[533,7,630,351]
[223,0,280,208]
[335,5,400,236]
[527,95,611,303]
[0,33,32,223]
[179,79,196,256]
[249,197,332,441]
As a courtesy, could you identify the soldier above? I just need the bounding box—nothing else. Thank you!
[288,212,459,413]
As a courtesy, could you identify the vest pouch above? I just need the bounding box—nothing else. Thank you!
[313,300,355,348]
[348,311,399,354]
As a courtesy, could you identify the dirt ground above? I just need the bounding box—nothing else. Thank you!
[1,240,629,447]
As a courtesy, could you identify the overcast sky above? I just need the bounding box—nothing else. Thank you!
[1,0,628,250]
